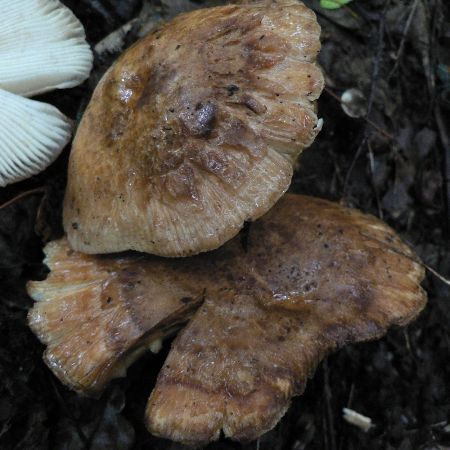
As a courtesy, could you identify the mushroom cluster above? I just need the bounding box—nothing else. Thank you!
[0,0,93,187]
[26,1,427,447]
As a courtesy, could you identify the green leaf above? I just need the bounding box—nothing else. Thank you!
[320,0,353,9]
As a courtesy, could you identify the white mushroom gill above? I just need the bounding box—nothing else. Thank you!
[0,0,93,187]
[0,89,72,187]
[0,0,93,96]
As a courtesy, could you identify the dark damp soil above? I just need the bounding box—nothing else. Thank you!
[0,1,449,449]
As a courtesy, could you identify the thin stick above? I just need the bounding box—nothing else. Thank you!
[343,136,368,193]
[343,3,387,194]
[324,87,395,141]
[346,383,355,409]
[434,105,450,237]
[367,142,383,219]
[388,0,421,78]
[360,232,450,287]
[365,117,395,141]
[323,360,337,450]
[0,187,45,210]
[424,262,450,288]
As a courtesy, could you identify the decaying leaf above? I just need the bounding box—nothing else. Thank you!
[64,1,324,257]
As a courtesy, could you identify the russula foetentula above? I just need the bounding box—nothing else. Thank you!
[0,0,93,187]
[28,194,426,445]
[63,0,324,257]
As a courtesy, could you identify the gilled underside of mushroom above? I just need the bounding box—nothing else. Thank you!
[64,1,324,257]
[29,194,427,445]
[27,242,204,395]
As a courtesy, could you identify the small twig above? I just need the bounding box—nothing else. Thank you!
[434,105,450,237]
[360,232,450,288]
[325,87,395,141]
[365,5,387,126]
[324,86,341,103]
[343,3,387,195]
[423,262,450,288]
[343,136,368,193]
[342,5,361,21]
[346,383,355,409]
[323,407,330,450]
[0,187,46,210]
[367,142,384,219]
[81,0,115,25]
[365,118,395,141]
[388,0,421,78]
[403,328,412,355]
[323,361,337,450]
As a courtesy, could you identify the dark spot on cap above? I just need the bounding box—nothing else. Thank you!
[226,84,240,96]
[137,66,177,108]
[71,222,79,230]
[182,101,217,137]
[241,94,267,115]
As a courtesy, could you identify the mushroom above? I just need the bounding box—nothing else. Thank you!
[0,0,93,186]
[0,89,72,187]
[63,1,324,257]
[28,194,426,444]
[27,239,203,395]
[146,194,426,445]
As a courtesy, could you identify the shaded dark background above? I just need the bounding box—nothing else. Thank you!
[0,0,449,449]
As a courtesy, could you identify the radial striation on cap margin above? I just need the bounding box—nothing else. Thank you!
[63,1,324,257]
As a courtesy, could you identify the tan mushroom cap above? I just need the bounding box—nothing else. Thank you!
[146,194,426,445]
[30,194,426,444]
[63,1,324,257]
[27,240,203,395]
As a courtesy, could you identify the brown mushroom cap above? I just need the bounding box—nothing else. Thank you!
[30,194,426,443]
[27,240,203,395]
[63,1,324,256]
[146,194,426,445]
